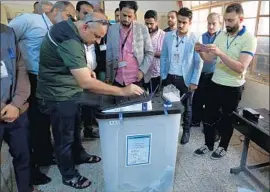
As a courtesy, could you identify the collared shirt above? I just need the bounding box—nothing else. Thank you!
[212,26,257,87]
[8,13,53,75]
[115,23,139,85]
[168,31,189,76]
[0,24,30,111]
[149,28,165,78]
[36,19,87,101]
[164,27,173,32]
[85,44,97,70]
[201,30,221,73]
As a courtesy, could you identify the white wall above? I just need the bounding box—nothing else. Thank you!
[240,80,269,110]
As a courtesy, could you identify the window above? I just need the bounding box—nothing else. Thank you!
[191,1,269,84]
[243,18,256,34]
[210,6,222,14]
[260,1,269,15]
[241,1,259,18]
[191,10,200,33]
[255,1,269,79]
[257,17,269,35]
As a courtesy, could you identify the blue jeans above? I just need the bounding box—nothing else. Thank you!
[37,98,82,181]
[0,112,31,192]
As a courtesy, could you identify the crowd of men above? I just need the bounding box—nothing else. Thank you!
[0,1,257,191]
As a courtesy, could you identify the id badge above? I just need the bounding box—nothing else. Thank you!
[173,53,180,63]
[0,60,8,78]
[100,44,107,51]
[118,61,127,68]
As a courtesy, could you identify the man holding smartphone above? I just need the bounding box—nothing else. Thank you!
[194,3,257,159]
[192,13,222,142]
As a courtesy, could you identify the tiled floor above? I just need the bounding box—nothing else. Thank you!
[1,126,269,192]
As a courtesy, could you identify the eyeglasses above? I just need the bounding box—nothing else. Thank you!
[85,20,109,26]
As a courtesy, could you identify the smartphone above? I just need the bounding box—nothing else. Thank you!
[200,44,209,52]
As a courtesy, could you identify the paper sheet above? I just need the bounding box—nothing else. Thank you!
[126,134,151,166]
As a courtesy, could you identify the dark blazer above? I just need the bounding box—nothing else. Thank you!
[94,35,107,74]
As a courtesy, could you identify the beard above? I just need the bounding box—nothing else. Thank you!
[121,21,131,27]
[167,21,175,27]
[149,26,158,34]
[226,24,239,33]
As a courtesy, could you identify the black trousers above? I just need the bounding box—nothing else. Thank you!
[166,74,193,130]
[27,73,53,165]
[144,76,161,94]
[37,98,87,180]
[0,113,32,192]
[81,105,96,132]
[192,73,214,124]
[204,81,243,150]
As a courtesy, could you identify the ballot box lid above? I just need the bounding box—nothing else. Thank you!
[77,92,184,119]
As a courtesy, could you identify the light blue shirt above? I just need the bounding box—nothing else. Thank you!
[169,31,187,76]
[160,30,203,87]
[8,13,53,75]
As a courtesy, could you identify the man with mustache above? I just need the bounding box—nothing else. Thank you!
[144,10,165,93]
[106,1,154,87]
[8,1,77,185]
[76,1,94,20]
[160,7,203,145]
[36,12,144,189]
[164,10,177,32]
[194,3,257,160]
[192,12,222,142]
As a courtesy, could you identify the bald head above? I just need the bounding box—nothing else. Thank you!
[76,12,108,45]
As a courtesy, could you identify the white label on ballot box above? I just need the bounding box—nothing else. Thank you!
[126,134,151,167]
[103,100,152,113]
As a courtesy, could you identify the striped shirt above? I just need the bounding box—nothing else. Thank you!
[115,24,139,85]
[149,28,165,78]
[212,26,257,87]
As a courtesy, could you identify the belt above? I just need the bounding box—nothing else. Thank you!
[168,74,183,79]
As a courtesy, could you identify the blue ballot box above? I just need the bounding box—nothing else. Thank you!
[78,93,184,192]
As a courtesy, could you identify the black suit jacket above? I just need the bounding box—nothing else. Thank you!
[94,35,107,74]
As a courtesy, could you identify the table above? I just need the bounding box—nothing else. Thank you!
[230,108,270,191]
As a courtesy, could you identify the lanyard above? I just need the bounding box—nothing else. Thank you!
[120,28,132,60]
[176,35,185,48]
[121,29,132,50]
[42,14,50,31]
[226,35,238,50]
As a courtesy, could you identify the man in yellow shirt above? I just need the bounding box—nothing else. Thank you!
[194,3,257,160]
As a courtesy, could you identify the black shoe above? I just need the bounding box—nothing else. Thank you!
[191,122,200,127]
[194,145,213,156]
[84,127,100,139]
[180,130,190,145]
[211,147,227,160]
[31,168,51,185]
